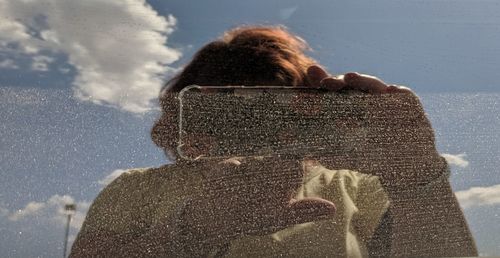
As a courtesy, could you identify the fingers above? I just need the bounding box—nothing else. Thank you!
[343,72,388,94]
[386,84,414,94]
[306,65,330,86]
[343,73,416,96]
[320,77,346,91]
[307,65,414,95]
[307,65,347,91]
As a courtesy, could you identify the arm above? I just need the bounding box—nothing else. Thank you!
[70,205,220,257]
[306,65,477,256]
[71,160,336,257]
[69,169,207,257]
[385,160,478,257]
[70,218,184,257]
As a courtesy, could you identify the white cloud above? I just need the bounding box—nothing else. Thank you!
[441,153,469,168]
[0,1,39,54]
[59,67,71,74]
[2,195,91,256]
[5,195,90,231]
[455,184,500,209]
[0,59,19,69]
[98,169,128,186]
[0,0,181,113]
[31,55,54,71]
[8,202,45,221]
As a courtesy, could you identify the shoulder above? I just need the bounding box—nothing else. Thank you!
[73,163,209,254]
[81,167,164,226]
[89,161,210,214]
[102,162,207,190]
[82,166,175,221]
[96,166,167,201]
[97,163,206,203]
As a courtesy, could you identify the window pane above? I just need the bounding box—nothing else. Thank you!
[1,0,498,256]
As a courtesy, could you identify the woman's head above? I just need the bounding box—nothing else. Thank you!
[152,25,318,160]
[166,26,316,92]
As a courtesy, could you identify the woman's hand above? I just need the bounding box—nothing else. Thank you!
[178,157,336,253]
[305,65,444,189]
[307,65,412,94]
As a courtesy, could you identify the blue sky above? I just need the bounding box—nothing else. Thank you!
[0,0,499,256]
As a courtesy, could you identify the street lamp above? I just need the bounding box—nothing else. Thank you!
[63,203,76,258]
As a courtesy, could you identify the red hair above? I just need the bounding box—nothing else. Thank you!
[152,26,318,158]
[164,26,316,92]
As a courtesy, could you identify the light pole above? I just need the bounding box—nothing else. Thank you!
[63,203,76,258]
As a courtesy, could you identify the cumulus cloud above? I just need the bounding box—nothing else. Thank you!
[2,195,91,256]
[441,153,469,168]
[31,55,54,71]
[455,184,500,209]
[0,1,38,54]
[98,169,128,186]
[6,195,90,230]
[8,202,45,221]
[0,59,19,69]
[0,0,181,113]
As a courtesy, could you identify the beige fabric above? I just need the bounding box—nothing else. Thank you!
[77,161,388,257]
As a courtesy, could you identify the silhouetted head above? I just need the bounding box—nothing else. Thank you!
[151,25,318,161]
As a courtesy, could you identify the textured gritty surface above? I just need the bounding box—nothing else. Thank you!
[70,90,477,257]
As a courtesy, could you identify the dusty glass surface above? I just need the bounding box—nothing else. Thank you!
[1,0,499,257]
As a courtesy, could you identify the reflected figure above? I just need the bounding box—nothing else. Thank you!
[70,26,477,257]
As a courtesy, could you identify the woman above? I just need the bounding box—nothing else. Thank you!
[71,26,477,257]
